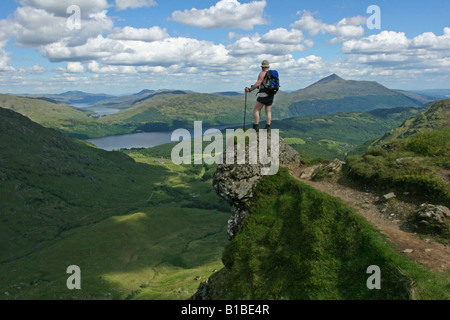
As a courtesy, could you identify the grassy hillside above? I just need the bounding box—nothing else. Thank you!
[374,99,450,144]
[0,108,230,299]
[346,128,450,206]
[0,94,123,138]
[21,91,115,105]
[204,168,449,300]
[345,100,449,207]
[97,93,245,131]
[273,107,423,160]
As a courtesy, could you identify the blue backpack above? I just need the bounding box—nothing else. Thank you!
[262,70,280,95]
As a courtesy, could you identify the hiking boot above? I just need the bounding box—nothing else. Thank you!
[253,124,259,132]
[264,124,271,132]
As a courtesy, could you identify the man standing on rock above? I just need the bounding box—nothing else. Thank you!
[245,60,273,132]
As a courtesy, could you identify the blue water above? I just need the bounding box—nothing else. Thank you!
[86,124,239,151]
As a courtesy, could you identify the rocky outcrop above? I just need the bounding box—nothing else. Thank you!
[299,159,345,180]
[408,203,450,237]
[192,133,300,300]
[212,133,300,240]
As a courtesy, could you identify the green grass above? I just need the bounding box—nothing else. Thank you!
[0,108,230,299]
[206,168,449,300]
[346,128,450,206]
[0,206,227,300]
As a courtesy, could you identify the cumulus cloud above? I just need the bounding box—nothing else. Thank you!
[260,28,306,44]
[291,11,366,43]
[40,35,125,62]
[0,50,14,72]
[171,0,268,30]
[31,63,46,74]
[228,29,313,56]
[67,62,85,73]
[13,5,113,48]
[19,0,109,18]
[101,37,231,69]
[342,29,450,71]
[342,29,450,54]
[108,26,169,41]
[115,0,157,11]
[0,20,14,72]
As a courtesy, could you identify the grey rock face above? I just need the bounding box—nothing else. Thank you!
[408,203,450,237]
[213,133,300,240]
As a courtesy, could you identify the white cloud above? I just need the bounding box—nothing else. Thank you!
[0,20,14,72]
[13,6,113,48]
[227,30,313,56]
[108,26,169,41]
[115,0,157,11]
[19,0,109,17]
[342,29,450,54]
[40,35,125,62]
[31,63,46,74]
[260,28,305,45]
[0,52,14,72]
[87,60,137,73]
[67,62,85,73]
[291,11,367,43]
[101,37,231,69]
[342,31,410,54]
[171,0,268,30]
[342,29,450,72]
[290,11,324,36]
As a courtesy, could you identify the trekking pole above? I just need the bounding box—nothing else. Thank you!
[243,90,248,130]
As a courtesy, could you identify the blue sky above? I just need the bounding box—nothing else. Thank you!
[0,0,448,95]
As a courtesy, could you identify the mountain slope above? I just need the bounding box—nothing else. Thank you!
[0,108,231,300]
[197,168,449,299]
[0,107,168,262]
[0,94,122,138]
[346,99,450,207]
[374,99,450,145]
[21,91,115,105]
[97,92,245,131]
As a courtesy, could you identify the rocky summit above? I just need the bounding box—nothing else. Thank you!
[212,133,300,240]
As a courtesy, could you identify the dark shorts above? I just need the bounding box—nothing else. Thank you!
[257,95,274,106]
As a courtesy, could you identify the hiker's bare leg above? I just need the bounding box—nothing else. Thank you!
[253,101,265,125]
[265,105,272,125]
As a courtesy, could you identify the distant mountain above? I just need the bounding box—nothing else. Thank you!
[413,89,450,100]
[394,90,438,104]
[20,91,115,105]
[280,74,423,117]
[94,89,192,109]
[131,90,187,105]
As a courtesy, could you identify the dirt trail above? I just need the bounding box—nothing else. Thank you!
[291,167,449,273]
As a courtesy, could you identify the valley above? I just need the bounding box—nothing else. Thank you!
[1,76,448,301]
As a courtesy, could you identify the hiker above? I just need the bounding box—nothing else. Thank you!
[245,60,274,132]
